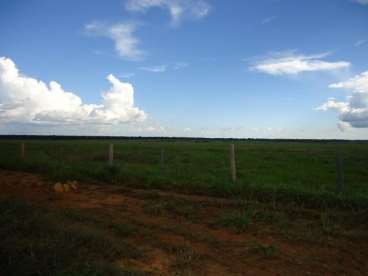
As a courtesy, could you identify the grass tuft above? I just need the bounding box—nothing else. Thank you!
[216,209,253,232]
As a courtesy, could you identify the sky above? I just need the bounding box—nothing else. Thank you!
[0,0,368,139]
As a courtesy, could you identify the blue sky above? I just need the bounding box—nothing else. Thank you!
[0,0,368,138]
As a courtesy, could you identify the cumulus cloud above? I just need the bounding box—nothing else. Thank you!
[317,72,368,129]
[85,22,145,60]
[329,72,368,92]
[0,57,146,125]
[316,98,350,113]
[251,51,350,75]
[125,0,211,25]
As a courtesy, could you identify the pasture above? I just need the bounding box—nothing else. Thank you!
[0,138,368,206]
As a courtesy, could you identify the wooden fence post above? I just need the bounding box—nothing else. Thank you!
[160,148,165,170]
[230,144,237,182]
[21,142,25,159]
[336,153,344,194]
[108,143,114,166]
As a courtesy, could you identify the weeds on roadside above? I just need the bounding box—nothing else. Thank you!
[169,245,200,274]
[60,209,139,237]
[247,241,279,258]
[320,212,339,235]
[0,199,144,275]
[216,208,253,232]
[143,199,199,221]
[254,210,279,223]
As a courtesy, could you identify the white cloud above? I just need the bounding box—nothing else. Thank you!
[139,63,189,73]
[329,72,368,92]
[125,0,211,25]
[261,16,278,25]
[251,51,350,75]
[0,57,146,125]
[85,22,145,60]
[354,40,366,47]
[140,65,167,73]
[317,71,368,129]
[315,98,350,113]
[354,0,368,5]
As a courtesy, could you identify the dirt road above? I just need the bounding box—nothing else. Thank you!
[0,170,367,275]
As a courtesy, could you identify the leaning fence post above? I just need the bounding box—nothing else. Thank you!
[336,153,344,194]
[108,143,114,166]
[160,148,165,170]
[21,142,25,159]
[230,144,237,182]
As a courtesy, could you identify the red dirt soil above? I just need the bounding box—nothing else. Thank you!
[0,169,367,275]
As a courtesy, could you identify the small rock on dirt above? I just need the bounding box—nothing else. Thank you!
[53,183,64,193]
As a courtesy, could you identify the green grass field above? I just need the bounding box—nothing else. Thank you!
[1,139,368,207]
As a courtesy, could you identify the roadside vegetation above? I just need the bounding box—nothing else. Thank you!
[0,199,144,276]
[0,168,367,275]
